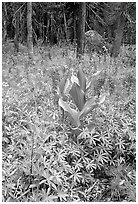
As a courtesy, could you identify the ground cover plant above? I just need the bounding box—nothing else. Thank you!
[2,41,136,202]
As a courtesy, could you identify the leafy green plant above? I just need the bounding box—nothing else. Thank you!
[58,67,106,128]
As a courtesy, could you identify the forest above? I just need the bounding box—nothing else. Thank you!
[2,2,136,202]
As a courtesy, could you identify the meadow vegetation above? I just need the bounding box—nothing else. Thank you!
[2,41,136,202]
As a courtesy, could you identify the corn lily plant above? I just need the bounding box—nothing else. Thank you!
[58,67,106,128]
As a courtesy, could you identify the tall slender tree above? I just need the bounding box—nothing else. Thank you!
[110,2,127,58]
[14,6,20,52]
[27,2,33,60]
[63,8,68,41]
[2,2,7,43]
[76,2,86,58]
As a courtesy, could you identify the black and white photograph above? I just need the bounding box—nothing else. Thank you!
[2,1,136,202]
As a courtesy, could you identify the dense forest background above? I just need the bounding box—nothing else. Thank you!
[2,2,136,56]
[2,2,136,202]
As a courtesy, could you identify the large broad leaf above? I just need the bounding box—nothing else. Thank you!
[71,74,79,86]
[77,68,86,92]
[58,76,70,96]
[64,78,70,92]
[69,83,85,111]
[79,96,98,118]
[58,98,80,127]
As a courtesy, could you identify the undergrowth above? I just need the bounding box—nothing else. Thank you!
[2,42,136,202]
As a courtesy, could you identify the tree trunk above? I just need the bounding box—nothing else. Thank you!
[50,12,56,44]
[2,2,7,43]
[63,10,68,41]
[14,9,20,52]
[111,3,127,58]
[76,2,86,58]
[73,11,77,43]
[21,14,26,43]
[42,7,44,41]
[27,2,33,59]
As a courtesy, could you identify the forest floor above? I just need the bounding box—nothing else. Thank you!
[2,41,136,202]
